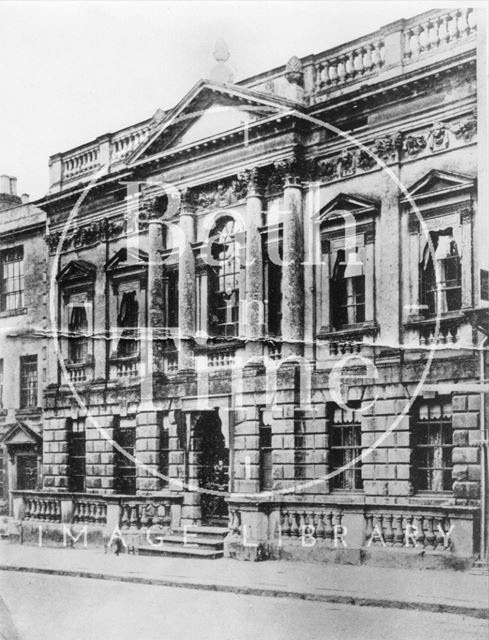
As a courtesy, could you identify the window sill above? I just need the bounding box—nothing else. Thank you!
[404,311,465,329]
[0,307,27,319]
[413,491,453,498]
[194,338,243,354]
[16,407,42,417]
[317,322,379,341]
[65,358,94,369]
[108,354,140,364]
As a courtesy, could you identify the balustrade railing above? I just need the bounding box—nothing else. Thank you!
[111,126,153,164]
[227,500,461,554]
[280,506,345,541]
[72,498,107,525]
[62,146,100,180]
[68,365,90,384]
[11,491,182,532]
[314,40,385,92]
[207,349,235,369]
[403,9,476,61]
[119,497,173,531]
[23,495,61,523]
[115,358,140,379]
[365,511,453,549]
[419,321,460,347]
[328,340,362,356]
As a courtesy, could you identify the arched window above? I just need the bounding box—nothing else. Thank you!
[421,230,461,316]
[208,217,240,338]
[331,249,365,328]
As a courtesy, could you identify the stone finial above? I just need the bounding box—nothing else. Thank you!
[213,38,230,62]
[209,38,234,84]
[152,108,166,124]
[285,55,303,85]
[283,55,305,104]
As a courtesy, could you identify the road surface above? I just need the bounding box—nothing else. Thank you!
[0,571,487,640]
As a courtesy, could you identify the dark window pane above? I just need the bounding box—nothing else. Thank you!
[0,245,24,311]
[113,419,136,495]
[413,399,452,492]
[20,355,37,408]
[259,409,273,490]
[328,403,363,490]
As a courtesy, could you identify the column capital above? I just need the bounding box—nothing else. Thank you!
[140,195,166,222]
[274,147,307,188]
[180,187,198,214]
[239,167,266,197]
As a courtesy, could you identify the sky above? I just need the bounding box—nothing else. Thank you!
[0,0,481,199]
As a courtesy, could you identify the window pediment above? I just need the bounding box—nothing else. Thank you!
[105,247,148,278]
[56,260,96,285]
[402,170,475,204]
[318,193,379,232]
[3,421,41,447]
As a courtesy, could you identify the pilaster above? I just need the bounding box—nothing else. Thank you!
[178,209,196,370]
[244,168,265,358]
[280,159,305,358]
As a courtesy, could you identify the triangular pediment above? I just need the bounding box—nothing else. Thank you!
[174,105,259,148]
[318,193,379,224]
[57,260,96,283]
[105,247,148,272]
[128,80,296,164]
[3,422,42,447]
[405,170,475,198]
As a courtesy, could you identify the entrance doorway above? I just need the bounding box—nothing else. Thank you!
[17,454,38,490]
[193,410,229,525]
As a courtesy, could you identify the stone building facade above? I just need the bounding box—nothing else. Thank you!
[0,177,46,516]
[10,8,489,567]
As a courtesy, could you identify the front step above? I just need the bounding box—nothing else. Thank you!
[137,525,229,559]
[172,526,229,537]
[137,545,224,559]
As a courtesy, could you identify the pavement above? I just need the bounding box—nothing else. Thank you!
[0,541,487,620]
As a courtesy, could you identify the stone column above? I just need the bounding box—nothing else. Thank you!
[135,411,160,492]
[280,161,304,358]
[178,208,196,370]
[405,217,421,321]
[364,229,375,322]
[93,241,107,380]
[319,239,331,331]
[460,207,473,309]
[244,168,264,358]
[377,171,401,347]
[140,211,164,407]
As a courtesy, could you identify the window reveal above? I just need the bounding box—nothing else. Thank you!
[413,399,453,492]
[331,249,365,327]
[68,304,89,363]
[420,230,461,316]
[208,217,240,338]
[20,355,38,409]
[0,246,24,312]
[328,403,363,491]
[117,290,139,357]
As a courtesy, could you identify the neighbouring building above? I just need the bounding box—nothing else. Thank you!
[0,176,46,516]
[9,8,489,568]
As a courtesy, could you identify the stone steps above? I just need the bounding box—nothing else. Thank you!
[137,525,229,559]
[137,544,224,559]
